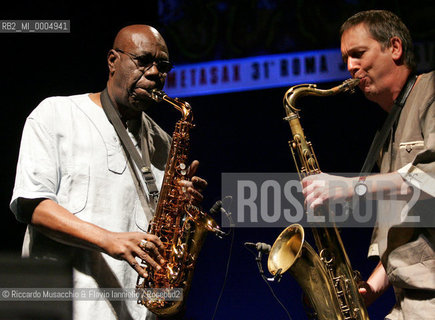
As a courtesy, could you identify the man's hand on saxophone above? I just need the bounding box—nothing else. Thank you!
[178,160,208,205]
[302,173,354,210]
[302,172,422,211]
[102,231,167,278]
[106,159,208,279]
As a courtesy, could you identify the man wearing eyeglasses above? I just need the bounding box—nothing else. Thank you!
[10,25,206,320]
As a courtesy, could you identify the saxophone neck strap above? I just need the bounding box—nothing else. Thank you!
[360,73,418,175]
[100,88,159,197]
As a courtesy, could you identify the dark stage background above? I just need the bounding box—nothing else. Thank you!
[1,1,434,319]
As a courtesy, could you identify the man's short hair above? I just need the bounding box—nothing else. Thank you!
[340,10,416,71]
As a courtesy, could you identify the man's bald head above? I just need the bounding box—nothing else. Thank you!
[113,25,167,53]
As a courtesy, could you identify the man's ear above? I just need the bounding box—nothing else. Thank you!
[390,36,403,64]
[107,49,118,75]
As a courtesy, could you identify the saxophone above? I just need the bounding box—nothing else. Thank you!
[136,89,223,317]
[267,79,370,320]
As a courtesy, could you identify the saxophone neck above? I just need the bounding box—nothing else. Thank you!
[150,89,193,122]
[284,78,360,113]
[283,78,359,178]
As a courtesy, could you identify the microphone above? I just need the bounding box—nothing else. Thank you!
[244,242,257,250]
[244,242,271,253]
[210,198,232,216]
[245,241,280,281]
[245,242,270,277]
[209,199,234,237]
[209,200,223,215]
[256,242,271,254]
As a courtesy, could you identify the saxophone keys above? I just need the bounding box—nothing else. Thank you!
[167,264,180,281]
[172,244,186,259]
[179,163,187,175]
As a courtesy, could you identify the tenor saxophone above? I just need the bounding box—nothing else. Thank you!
[136,89,223,317]
[267,79,370,320]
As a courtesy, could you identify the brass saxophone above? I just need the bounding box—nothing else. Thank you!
[136,89,223,317]
[267,79,370,320]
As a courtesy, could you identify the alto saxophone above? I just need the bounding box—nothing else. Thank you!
[267,79,370,320]
[136,89,223,317]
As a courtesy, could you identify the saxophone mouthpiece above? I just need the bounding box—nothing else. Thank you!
[342,78,360,94]
[150,89,166,102]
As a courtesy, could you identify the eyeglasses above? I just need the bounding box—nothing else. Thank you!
[114,48,173,73]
